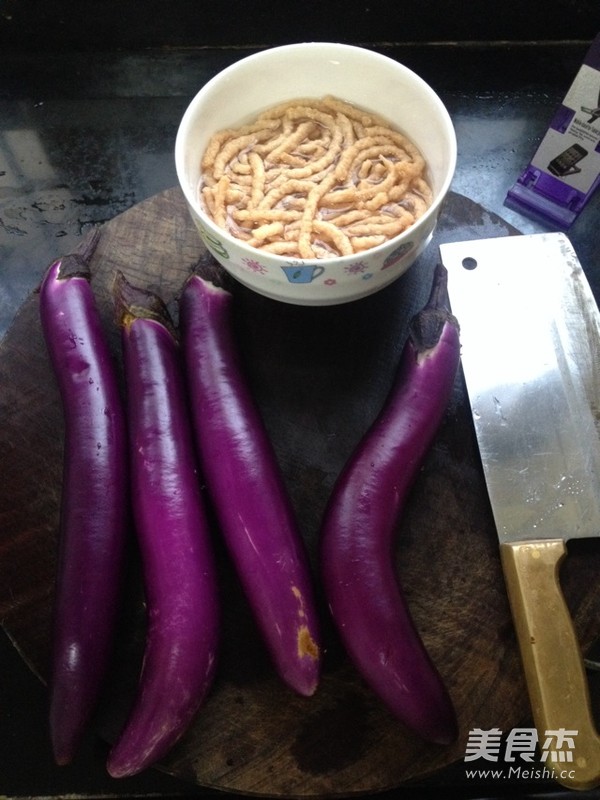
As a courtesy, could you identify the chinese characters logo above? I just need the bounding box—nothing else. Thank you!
[465,727,577,763]
[464,727,578,782]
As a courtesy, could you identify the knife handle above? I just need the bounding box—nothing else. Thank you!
[500,539,600,791]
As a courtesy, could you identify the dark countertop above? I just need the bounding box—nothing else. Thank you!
[1,39,600,799]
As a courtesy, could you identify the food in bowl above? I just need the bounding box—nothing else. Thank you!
[199,95,432,260]
[175,42,457,305]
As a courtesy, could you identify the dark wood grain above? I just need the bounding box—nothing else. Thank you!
[1,188,599,796]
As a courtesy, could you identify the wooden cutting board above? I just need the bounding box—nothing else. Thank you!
[1,187,600,797]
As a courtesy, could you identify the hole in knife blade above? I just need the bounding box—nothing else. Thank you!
[462,257,478,270]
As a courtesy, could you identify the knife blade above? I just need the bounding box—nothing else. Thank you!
[440,232,600,791]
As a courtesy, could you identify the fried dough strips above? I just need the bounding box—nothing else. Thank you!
[200,96,432,259]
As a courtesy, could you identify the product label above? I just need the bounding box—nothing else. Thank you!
[505,33,600,228]
[530,65,600,194]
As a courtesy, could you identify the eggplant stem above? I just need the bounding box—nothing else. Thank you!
[409,265,459,353]
[112,271,177,339]
[191,252,235,292]
[55,227,102,280]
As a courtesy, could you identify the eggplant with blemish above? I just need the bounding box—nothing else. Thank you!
[180,268,321,698]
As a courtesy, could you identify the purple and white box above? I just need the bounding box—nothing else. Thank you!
[505,33,600,228]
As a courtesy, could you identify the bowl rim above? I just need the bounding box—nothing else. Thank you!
[174,41,457,267]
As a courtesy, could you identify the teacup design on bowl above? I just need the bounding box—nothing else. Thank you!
[281,264,325,284]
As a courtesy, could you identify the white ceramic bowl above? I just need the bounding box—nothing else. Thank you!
[175,42,456,305]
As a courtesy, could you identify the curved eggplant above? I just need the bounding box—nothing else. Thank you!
[320,265,460,745]
[107,273,219,778]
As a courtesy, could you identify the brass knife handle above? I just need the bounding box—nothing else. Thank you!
[500,539,600,791]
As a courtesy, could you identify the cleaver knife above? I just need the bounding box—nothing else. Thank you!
[441,232,600,791]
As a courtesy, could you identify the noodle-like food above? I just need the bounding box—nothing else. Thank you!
[199,96,432,259]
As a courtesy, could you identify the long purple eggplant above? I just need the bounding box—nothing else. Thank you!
[107,273,219,779]
[39,230,129,765]
[320,265,459,745]
[179,267,321,697]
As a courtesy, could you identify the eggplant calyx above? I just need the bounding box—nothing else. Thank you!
[112,270,177,339]
[409,264,459,353]
[191,253,235,292]
[55,227,101,281]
